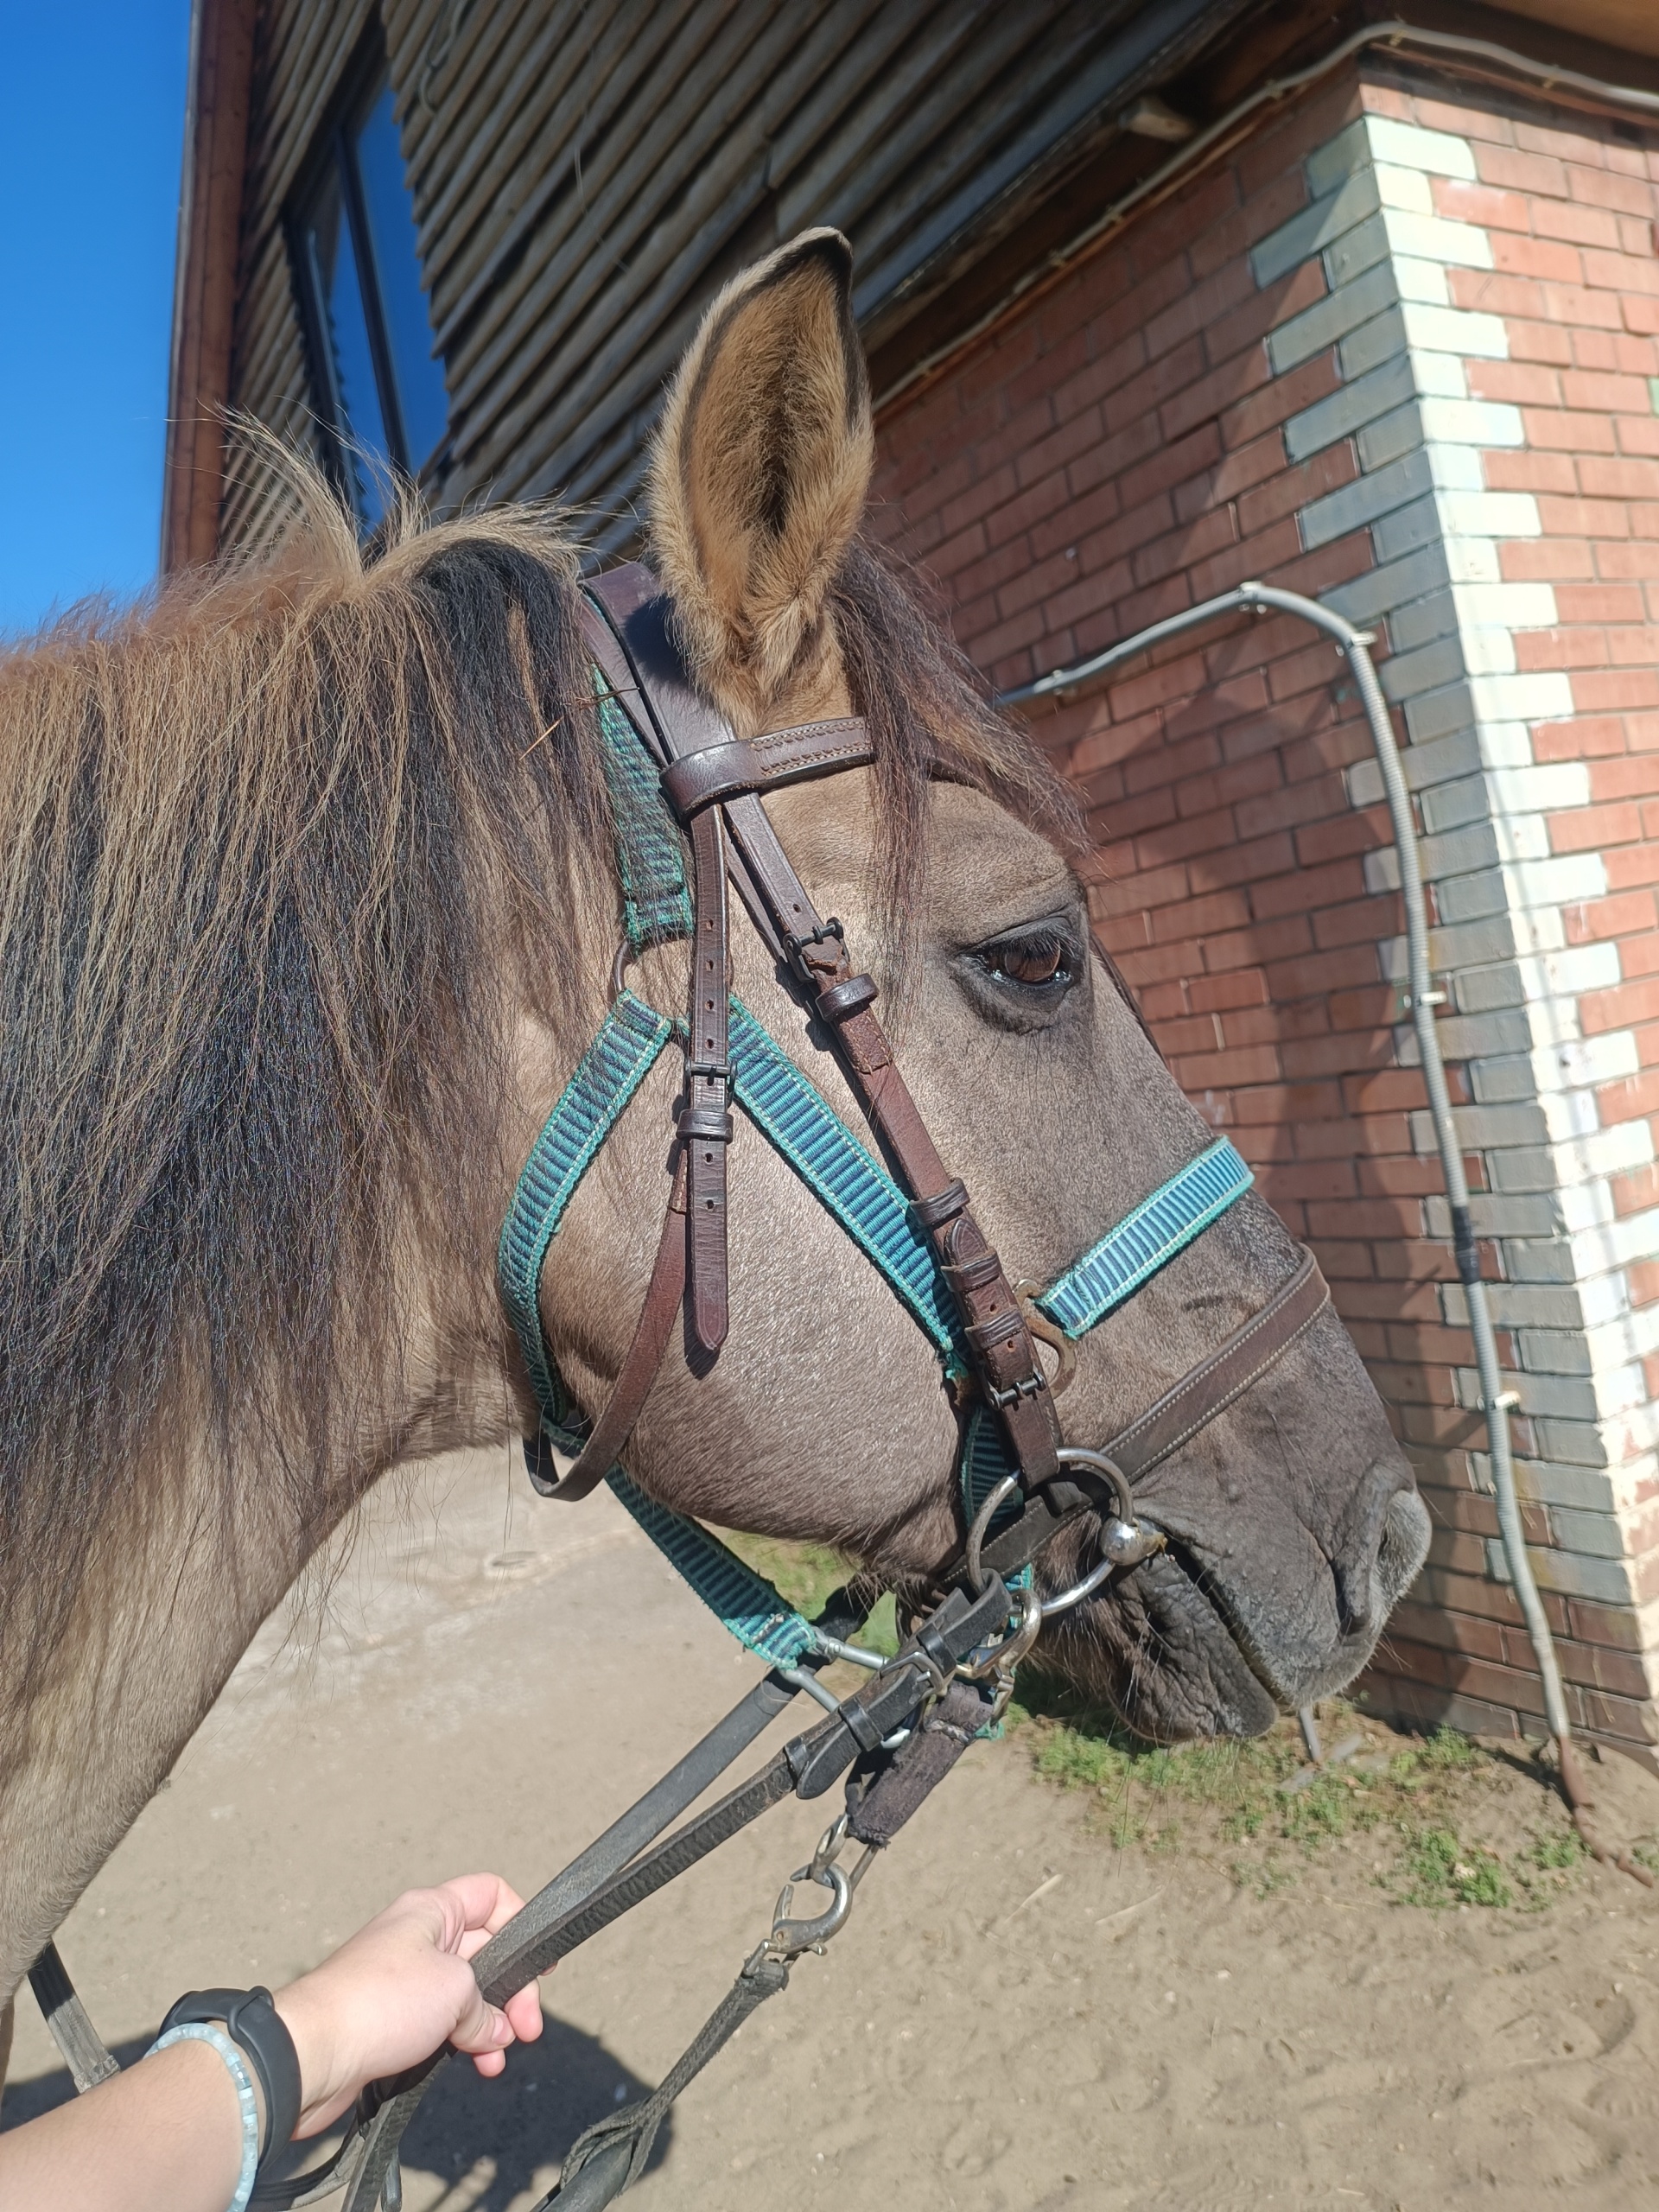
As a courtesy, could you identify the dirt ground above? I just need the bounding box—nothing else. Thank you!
[7,1448,1659,2211]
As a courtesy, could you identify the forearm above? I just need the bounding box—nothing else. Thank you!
[0,2037,244,2212]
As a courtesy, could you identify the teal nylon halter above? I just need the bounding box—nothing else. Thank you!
[496,676,1253,1666]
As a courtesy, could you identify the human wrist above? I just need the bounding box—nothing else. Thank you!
[148,2024,261,2212]
[270,1975,340,2137]
[160,1986,300,2168]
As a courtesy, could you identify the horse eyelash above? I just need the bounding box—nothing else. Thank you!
[973,925,1077,987]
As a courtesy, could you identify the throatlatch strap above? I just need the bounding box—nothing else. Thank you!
[1036,1138,1253,1339]
[498,988,673,1444]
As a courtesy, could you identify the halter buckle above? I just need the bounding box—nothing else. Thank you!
[985,1370,1048,1410]
[784,914,845,985]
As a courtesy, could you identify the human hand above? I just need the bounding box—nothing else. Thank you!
[272,1874,543,2135]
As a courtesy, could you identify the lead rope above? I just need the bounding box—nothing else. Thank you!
[536,1679,992,2211]
[329,1575,1017,2211]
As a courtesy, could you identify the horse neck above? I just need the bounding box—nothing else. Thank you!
[0,1433,326,2003]
[0,1325,524,2008]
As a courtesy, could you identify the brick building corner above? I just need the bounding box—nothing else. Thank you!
[871,60,1659,1760]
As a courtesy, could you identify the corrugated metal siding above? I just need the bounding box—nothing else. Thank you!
[221,0,1250,558]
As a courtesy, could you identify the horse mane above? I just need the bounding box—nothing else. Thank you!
[0,450,1071,1723]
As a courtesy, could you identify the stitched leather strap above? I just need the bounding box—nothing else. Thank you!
[974,1249,1332,1585]
[1109,1247,1330,1481]
[660,721,874,817]
[715,783,1063,1487]
[683,804,732,1351]
[538,1157,690,1502]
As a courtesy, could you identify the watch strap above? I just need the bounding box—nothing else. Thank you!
[160,1984,302,2167]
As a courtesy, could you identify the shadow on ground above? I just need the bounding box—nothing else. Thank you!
[1,2008,668,2210]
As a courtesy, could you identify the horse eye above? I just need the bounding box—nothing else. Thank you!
[982,931,1071,989]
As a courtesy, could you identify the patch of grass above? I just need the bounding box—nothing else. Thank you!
[1524,1828,1586,1871]
[1007,1674,1580,1911]
[1395,1826,1513,1909]
[1421,1724,1482,1771]
[715,1529,849,1620]
[1509,1826,1589,1908]
[709,1532,899,1656]
[855,1591,900,1658]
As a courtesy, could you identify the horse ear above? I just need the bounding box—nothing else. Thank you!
[649,227,872,721]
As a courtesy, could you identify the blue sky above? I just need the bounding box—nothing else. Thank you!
[0,3,192,635]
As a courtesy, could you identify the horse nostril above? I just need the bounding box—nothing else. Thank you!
[1334,1460,1421,1637]
[1335,1557,1376,1638]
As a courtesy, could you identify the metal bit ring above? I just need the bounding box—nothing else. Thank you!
[963,1473,1021,1595]
[1039,1446,1164,1616]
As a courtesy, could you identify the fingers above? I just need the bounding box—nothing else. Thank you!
[446,1984,515,2060]
[434,1873,528,1948]
[439,1875,543,2049]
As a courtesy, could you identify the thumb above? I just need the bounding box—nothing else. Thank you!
[446,1970,515,2058]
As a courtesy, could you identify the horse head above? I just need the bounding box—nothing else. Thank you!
[530,230,1430,1743]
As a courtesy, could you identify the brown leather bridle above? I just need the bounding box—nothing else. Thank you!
[537,562,1332,1611]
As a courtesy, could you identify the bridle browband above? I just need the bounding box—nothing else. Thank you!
[24,562,1335,2212]
[499,560,1332,1660]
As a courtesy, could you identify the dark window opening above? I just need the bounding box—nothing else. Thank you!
[291,67,448,527]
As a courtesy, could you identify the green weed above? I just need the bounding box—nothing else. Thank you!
[1395,1827,1512,1909]
[716,1530,850,1620]
[1523,1829,1586,1871]
[1005,1676,1586,1911]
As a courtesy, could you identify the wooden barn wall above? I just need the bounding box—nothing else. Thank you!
[219,0,1251,556]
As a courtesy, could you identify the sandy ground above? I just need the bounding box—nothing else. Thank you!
[6,1448,1659,2211]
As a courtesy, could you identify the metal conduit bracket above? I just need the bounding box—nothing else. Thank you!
[996,582,1583,1792]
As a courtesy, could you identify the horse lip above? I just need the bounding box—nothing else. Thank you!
[1130,1483,1430,1709]
[1139,1528,1302,1707]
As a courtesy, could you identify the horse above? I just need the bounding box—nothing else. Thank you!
[0,229,1428,2098]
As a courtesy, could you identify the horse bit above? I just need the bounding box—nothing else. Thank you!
[26,563,1331,2209]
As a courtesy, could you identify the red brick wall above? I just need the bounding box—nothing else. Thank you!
[869,63,1659,1752]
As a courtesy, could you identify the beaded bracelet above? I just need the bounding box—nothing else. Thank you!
[148,2022,260,2212]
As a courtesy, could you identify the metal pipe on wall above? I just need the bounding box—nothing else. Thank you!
[997,583,1580,1765]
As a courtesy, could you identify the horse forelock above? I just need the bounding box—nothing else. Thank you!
[0,448,1074,1729]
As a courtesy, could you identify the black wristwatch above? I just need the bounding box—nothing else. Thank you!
[159,1985,302,2172]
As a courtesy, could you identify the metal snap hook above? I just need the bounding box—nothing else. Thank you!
[769,1861,853,1957]
[957,1580,1044,1681]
